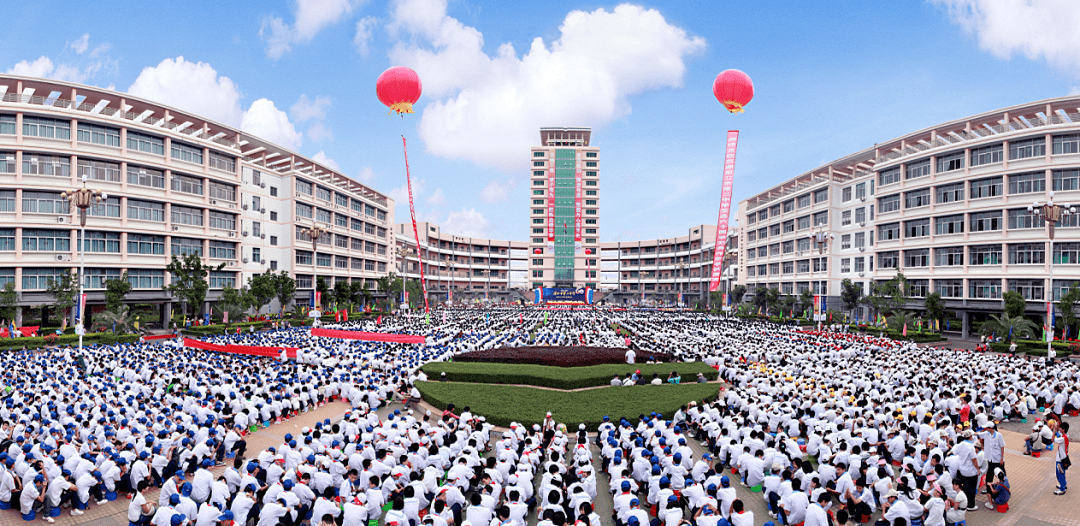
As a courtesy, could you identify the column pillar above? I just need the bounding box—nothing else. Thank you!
[962,311,970,339]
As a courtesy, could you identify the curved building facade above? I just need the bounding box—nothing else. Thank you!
[0,75,394,325]
[738,96,1080,335]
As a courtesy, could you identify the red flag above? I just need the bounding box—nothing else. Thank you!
[519,313,522,324]
[376,315,382,325]
[343,310,349,322]
[335,311,341,322]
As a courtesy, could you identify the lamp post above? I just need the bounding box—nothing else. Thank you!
[676,262,688,307]
[809,231,834,255]
[448,264,457,304]
[61,175,105,354]
[300,223,329,317]
[1029,193,1075,356]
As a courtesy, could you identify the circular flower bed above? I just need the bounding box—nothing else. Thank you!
[453,345,675,367]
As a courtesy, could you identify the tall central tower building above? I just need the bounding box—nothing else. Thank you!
[528,127,600,288]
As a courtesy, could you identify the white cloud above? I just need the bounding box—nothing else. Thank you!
[479,179,515,203]
[307,121,333,141]
[290,94,331,122]
[388,1,704,171]
[354,16,379,57]
[8,56,58,79]
[128,57,244,126]
[242,98,303,150]
[6,56,97,83]
[356,166,377,183]
[311,151,341,171]
[441,208,492,237]
[70,33,90,54]
[261,0,363,59]
[933,0,1080,74]
[388,178,425,206]
[426,188,446,206]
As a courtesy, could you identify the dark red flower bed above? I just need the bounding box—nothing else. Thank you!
[454,346,676,367]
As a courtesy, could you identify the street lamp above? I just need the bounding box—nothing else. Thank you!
[676,262,688,307]
[61,175,105,354]
[809,231,834,255]
[300,223,329,316]
[1029,192,1075,356]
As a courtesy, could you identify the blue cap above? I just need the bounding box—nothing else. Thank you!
[171,514,186,526]
[170,493,181,505]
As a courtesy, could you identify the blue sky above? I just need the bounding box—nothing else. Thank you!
[3,0,1078,241]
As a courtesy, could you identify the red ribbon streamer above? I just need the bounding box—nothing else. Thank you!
[709,130,739,292]
[402,136,430,312]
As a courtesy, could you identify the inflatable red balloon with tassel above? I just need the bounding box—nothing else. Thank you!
[376,66,423,115]
[713,69,754,113]
[376,66,430,312]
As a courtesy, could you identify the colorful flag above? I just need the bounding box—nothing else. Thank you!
[902,324,907,337]
[376,315,382,325]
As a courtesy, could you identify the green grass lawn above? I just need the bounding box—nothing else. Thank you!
[419,361,718,390]
[416,381,721,431]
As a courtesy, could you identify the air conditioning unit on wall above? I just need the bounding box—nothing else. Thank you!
[56,254,70,262]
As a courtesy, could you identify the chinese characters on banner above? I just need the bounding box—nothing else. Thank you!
[709,130,739,292]
[547,158,556,242]
[574,156,583,242]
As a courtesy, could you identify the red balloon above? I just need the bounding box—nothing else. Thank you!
[376,66,423,115]
[713,69,754,113]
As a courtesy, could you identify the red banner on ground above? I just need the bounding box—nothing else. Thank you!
[709,130,739,293]
[183,338,298,358]
[310,328,426,344]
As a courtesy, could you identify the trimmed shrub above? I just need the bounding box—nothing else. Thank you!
[454,346,677,367]
[420,361,718,390]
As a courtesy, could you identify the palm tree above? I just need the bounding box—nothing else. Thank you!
[887,310,915,332]
[979,313,1039,342]
[93,305,138,334]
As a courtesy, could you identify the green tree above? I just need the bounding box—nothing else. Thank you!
[164,253,226,319]
[752,285,769,313]
[780,295,796,317]
[0,282,17,322]
[217,284,246,320]
[887,310,915,332]
[333,279,351,308]
[1059,283,1080,339]
[1002,290,1027,319]
[840,279,862,314]
[765,287,781,316]
[924,292,945,329]
[245,271,277,315]
[46,270,79,324]
[979,313,1039,342]
[316,277,329,309]
[93,305,137,333]
[730,285,747,305]
[104,272,132,313]
[799,288,814,315]
[273,272,297,315]
[865,272,909,319]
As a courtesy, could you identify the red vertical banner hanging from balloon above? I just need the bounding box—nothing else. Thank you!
[574,156,582,242]
[709,130,739,292]
[547,158,556,242]
[402,137,430,312]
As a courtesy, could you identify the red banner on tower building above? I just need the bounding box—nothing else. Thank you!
[574,157,583,242]
[547,160,556,242]
[709,130,739,292]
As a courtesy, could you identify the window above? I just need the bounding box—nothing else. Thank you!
[906,159,930,180]
[783,220,795,233]
[22,268,67,290]
[585,161,597,167]
[585,190,596,196]
[840,211,851,226]
[840,187,852,203]
[840,234,851,249]
[879,167,900,186]
[1009,172,1046,194]
[935,182,964,204]
[364,223,376,236]
[905,188,931,208]
[796,259,809,273]
[208,271,235,289]
[933,246,963,266]
[969,244,1002,265]
[533,161,545,167]
[875,251,897,269]
[316,186,332,202]
[0,229,12,251]
[171,141,203,164]
[586,152,597,158]
[0,115,13,135]
[854,208,866,225]
[970,211,1003,232]
[1054,242,1080,264]
[1053,169,1080,191]
[533,151,545,158]
[783,200,794,212]
[585,180,597,187]
[585,199,597,206]
[0,152,13,173]
[797,194,811,208]
[270,211,278,221]
[854,257,865,273]
[335,255,348,269]
[936,151,964,172]
[769,243,780,256]
[23,116,71,139]
[171,174,203,195]
[171,205,203,226]
[89,197,120,218]
[128,199,164,222]
[532,228,543,234]
[813,258,827,272]
[905,218,930,238]
[209,241,236,259]
[969,176,1003,199]
[936,279,963,298]
[532,218,544,225]
[878,194,900,213]
[855,183,867,200]
[813,211,828,226]
[127,131,165,155]
[127,234,164,255]
[0,190,12,212]
[782,241,794,254]
[782,261,793,274]
[1010,137,1045,159]
[747,231,757,242]
[907,279,929,298]
[797,216,810,230]
[335,234,348,248]
[22,229,70,251]
[77,159,120,182]
[758,209,769,222]
[23,154,70,177]
[970,279,1002,299]
[209,182,236,202]
[296,179,313,196]
[296,203,312,219]
[1009,243,1045,265]
[1053,133,1080,155]
[126,269,164,289]
[770,223,781,237]
[770,263,781,274]
[1009,279,1044,300]
[171,237,203,256]
[22,191,67,214]
[852,232,865,249]
[334,213,348,228]
[208,151,235,172]
[351,237,362,251]
[208,211,235,231]
[970,144,1003,166]
[128,166,165,188]
[814,188,828,203]
[1008,208,1044,229]
[585,228,596,234]
[365,204,376,217]
[532,270,544,278]
[296,250,313,265]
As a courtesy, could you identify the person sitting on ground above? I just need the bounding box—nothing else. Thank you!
[650,373,663,386]
[985,470,1010,509]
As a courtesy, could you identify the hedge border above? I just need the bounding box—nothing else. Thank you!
[419,361,718,390]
